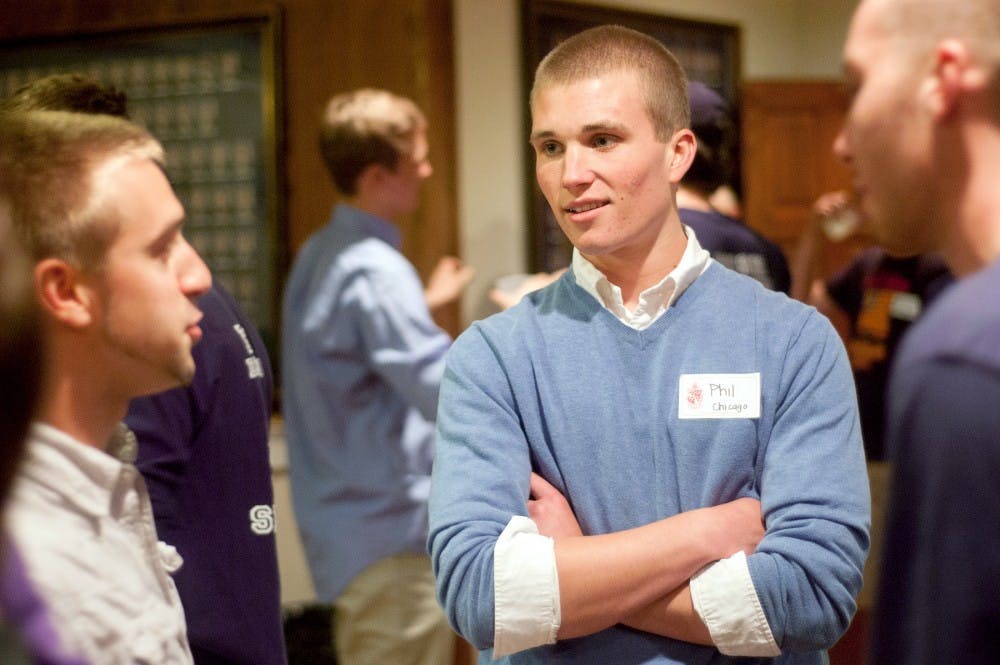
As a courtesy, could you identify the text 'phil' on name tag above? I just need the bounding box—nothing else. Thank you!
[678,373,761,419]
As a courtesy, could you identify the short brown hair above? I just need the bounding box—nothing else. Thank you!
[0,109,164,270]
[530,25,690,141]
[318,88,426,195]
[1,72,129,117]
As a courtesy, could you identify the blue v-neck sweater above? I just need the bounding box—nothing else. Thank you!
[429,262,870,664]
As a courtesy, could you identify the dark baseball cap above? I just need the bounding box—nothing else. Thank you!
[688,81,728,128]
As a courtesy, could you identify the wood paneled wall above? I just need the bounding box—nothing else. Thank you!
[0,0,461,334]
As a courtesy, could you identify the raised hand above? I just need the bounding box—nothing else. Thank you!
[424,255,475,310]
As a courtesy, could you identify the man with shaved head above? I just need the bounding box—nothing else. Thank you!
[429,24,870,664]
[836,0,1000,662]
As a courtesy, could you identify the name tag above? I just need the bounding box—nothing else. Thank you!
[678,373,761,419]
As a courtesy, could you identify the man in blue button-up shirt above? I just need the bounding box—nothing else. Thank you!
[281,88,473,665]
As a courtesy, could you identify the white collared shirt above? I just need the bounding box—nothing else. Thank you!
[571,225,711,330]
[6,423,193,664]
[493,227,779,658]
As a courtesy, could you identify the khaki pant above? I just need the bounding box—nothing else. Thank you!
[333,552,457,665]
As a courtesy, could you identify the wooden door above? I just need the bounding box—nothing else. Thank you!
[740,80,868,293]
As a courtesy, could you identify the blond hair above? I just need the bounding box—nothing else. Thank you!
[319,88,426,195]
[0,109,163,270]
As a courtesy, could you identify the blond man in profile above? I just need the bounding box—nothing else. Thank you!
[0,109,211,664]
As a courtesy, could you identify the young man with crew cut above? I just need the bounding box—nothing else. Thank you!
[429,25,870,664]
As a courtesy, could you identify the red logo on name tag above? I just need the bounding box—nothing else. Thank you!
[686,382,703,409]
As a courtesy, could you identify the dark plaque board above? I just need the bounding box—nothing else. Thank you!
[0,12,283,356]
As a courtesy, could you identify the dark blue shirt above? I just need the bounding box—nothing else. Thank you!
[126,285,286,665]
[680,207,791,294]
[871,257,1000,664]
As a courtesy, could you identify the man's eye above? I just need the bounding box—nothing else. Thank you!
[593,135,616,149]
[540,141,561,156]
[151,234,179,259]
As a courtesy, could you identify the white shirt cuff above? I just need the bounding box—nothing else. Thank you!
[492,515,560,657]
[690,550,780,657]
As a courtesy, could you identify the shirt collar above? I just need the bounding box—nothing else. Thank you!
[333,203,402,250]
[571,224,712,329]
[23,423,135,520]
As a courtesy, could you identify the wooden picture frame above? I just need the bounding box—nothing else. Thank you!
[0,10,284,356]
[522,0,741,271]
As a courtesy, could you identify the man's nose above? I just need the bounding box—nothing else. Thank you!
[179,237,212,299]
[561,144,593,189]
[419,158,433,179]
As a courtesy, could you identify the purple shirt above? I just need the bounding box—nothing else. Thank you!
[0,538,88,665]
[680,208,791,294]
[126,285,286,665]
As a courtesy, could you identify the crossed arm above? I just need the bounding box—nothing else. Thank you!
[431,307,868,657]
[526,472,764,644]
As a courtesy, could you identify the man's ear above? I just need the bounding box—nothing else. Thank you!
[923,39,978,120]
[667,128,697,184]
[34,258,94,329]
[356,162,390,192]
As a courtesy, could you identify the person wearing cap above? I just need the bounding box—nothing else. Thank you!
[677,81,791,294]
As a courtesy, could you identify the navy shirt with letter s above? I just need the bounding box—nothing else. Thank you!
[126,285,287,665]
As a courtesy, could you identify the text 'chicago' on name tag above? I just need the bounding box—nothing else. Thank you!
[678,373,761,419]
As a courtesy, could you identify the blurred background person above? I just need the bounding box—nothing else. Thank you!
[0,197,85,665]
[677,81,791,294]
[0,201,40,536]
[793,189,953,460]
[282,88,473,665]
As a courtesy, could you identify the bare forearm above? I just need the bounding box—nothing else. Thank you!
[527,474,762,643]
[622,584,713,645]
[790,218,825,302]
[555,510,724,639]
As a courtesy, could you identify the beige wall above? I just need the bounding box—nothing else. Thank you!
[454,0,857,323]
[271,420,317,606]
